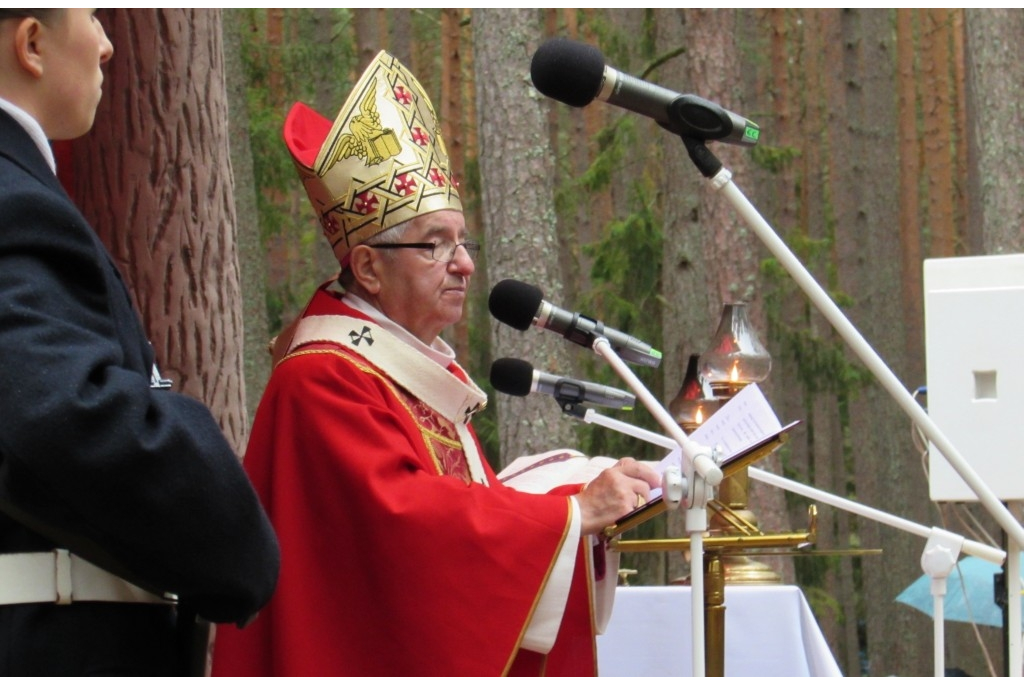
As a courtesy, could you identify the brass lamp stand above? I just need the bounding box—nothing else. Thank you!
[606,518,818,677]
[704,383,784,587]
[696,390,780,677]
[603,302,814,676]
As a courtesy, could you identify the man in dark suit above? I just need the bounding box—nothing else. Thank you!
[0,9,279,675]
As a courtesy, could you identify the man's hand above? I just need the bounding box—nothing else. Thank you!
[576,458,661,535]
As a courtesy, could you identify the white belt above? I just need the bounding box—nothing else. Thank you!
[0,550,176,606]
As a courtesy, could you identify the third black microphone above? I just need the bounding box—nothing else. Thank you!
[490,357,636,410]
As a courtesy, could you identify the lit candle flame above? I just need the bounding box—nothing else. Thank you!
[695,406,704,424]
[729,361,740,383]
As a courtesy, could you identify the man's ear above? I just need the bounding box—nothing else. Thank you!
[348,245,383,295]
[13,17,45,78]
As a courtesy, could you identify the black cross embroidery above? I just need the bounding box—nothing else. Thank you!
[349,326,374,346]
[463,402,482,423]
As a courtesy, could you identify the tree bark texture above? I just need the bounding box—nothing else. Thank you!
[965,9,1024,255]
[822,9,932,677]
[441,9,472,363]
[744,8,979,675]
[474,9,577,463]
[71,9,248,453]
[223,9,272,432]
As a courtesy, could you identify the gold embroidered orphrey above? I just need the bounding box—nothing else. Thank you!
[289,50,462,266]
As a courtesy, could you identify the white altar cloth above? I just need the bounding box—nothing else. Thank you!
[597,585,842,677]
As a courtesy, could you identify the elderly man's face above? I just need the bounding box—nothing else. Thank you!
[372,210,475,344]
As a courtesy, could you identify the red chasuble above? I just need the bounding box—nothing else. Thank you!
[212,287,601,676]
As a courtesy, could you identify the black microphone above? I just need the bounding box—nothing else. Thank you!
[490,357,636,410]
[488,279,662,368]
[530,37,759,147]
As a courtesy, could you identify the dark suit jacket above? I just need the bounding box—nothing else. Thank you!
[0,108,279,675]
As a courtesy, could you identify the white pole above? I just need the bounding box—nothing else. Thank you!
[589,338,715,676]
[748,467,1003,564]
[1009,539,1022,676]
[712,170,1024,553]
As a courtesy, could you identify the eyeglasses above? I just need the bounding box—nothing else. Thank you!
[371,240,481,264]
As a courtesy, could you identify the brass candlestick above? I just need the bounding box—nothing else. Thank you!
[700,302,780,585]
[705,385,783,586]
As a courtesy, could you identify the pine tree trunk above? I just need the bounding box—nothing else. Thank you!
[474,9,577,463]
[824,9,933,677]
[441,9,471,362]
[223,9,272,435]
[71,9,248,453]
[965,9,1024,255]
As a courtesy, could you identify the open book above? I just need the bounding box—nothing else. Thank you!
[498,384,798,496]
[609,384,798,536]
[667,382,799,475]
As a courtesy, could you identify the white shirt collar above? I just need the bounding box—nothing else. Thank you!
[0,97,57,174]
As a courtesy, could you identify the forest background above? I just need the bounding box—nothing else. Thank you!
[60,8,1024,677]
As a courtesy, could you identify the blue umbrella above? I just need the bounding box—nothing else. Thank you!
[896,553,1022,628]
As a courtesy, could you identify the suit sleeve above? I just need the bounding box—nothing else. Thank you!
[0,179,279,623]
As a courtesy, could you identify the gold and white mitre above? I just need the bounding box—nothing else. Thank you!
[283,50,462,267]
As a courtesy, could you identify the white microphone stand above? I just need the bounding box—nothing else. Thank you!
[748,465,1005,677]
[680,138,1024,552]
[1009,541,1023,677]
[672,134,1024,676]
[710,157,1024,671]
[589,337,721,677]
[920,530,961,678]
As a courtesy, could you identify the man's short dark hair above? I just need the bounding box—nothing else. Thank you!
[0,9,62,24]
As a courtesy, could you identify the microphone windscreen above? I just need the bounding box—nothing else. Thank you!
[490,358,535,397]
[488,279,543,331]
[530,38,605,108]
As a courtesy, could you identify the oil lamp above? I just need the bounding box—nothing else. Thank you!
[700,303,771,397]
[668,354,723,434]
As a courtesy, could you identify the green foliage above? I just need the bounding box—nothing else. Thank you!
[760,231,871,396]
[582,120,632,193]
[801,582,845,629]
[585,200,662,341]
[777,327,872,395]
[583,9,657,71]
[553,117,634,222]
[576,184,665,462]
[239,10,352,222]
[750,143,802,174]
[544,14,672,581]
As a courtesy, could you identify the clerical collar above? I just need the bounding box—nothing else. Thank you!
[340,290,457,369]
[0,96,57,174]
